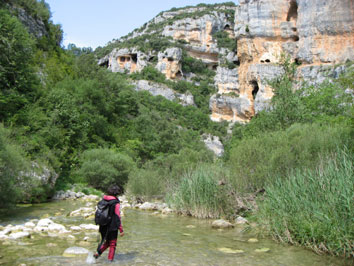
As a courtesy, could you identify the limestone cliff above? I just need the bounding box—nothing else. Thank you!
[210,0,354,122]
[98,48,148,74]
[98,1,354,123]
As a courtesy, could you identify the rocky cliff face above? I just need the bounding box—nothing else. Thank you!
[98,48,148,74]
[156,48,183,80]
[214,0,354,122]
[99,1,354,123]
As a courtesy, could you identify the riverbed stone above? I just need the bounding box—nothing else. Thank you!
[218,247,244,254]
[121,202,131,209]
[69,207,95,218]
[70,226,82,231]
[79,224,99,231]
[186,225,196,229]
[255,247,270,253]
[212,219,234,229]
[0,234,9,240]
[248,238,259,243]
[82,195,99,201]
[48,223,67,233]
[33,226,48,233]
[139,202,158,211]
[62,246,89,257]
[37,218,53,227]
[235,216,248,225]
[8,232,30,240]
[24,222,35,228]
[162,207,173,214]
[66,235,76,241]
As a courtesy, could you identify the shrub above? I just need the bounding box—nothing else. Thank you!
[126,168,164,199]
[0,125,29,207]
[213,31,237,51]
[78,148,135,191]
[167,164,234,218]
[228,123,351,192]
[257,149,354,257]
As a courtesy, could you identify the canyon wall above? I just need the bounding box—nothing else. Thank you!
[210,0,354,122]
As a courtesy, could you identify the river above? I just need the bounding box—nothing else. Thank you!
[0,199,351,265]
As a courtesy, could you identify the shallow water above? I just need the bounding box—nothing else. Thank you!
[0,200,351,266]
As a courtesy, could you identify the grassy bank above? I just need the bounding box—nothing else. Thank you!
[256,149,353,258]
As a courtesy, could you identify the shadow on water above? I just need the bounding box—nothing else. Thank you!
[116,251,139,261]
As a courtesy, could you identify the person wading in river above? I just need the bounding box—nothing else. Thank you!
[93,185,124,262]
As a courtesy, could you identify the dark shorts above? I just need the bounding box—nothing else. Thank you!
[99,225,118,241]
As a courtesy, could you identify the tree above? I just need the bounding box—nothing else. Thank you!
[0,9,37,121]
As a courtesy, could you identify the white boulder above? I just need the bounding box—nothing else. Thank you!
[8,232,30,239]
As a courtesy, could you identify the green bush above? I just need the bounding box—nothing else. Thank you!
[257,149,354,257]
[126,168,164,199]
[168,164,234,218]
[213,31,237,51]
[78,148,135,191]
[0,125,29,207]
[228,123,351,192]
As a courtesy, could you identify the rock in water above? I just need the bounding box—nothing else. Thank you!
[63,246,89,257]
[212,219,234,229]
[218,247,244,254]
[255,247,270,253]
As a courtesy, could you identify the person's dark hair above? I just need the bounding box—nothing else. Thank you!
[107,185,121,196]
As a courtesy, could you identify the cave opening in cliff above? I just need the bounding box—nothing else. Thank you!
[99,61,108,68]
[251,80,259,100]
[131,54,137,63]
[168,58,174,62]
[224,24,230,30]
[233,60,240,66]
[287,0,298,23]
[176,71,182,78]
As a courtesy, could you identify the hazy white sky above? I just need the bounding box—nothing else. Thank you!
[45,0,238,49]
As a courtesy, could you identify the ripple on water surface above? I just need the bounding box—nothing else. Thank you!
[0,201,351,266]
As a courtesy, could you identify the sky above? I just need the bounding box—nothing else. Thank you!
[45,0,238,49]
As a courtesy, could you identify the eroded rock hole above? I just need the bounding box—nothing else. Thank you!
[119,57,126,62]
[251,80,259,100]
[292,35,299,41]
[99,61,108,68]
[287,0,298,22]
[131,54,137,63]
[224,24,230,30]
[295,58,301,65]
[176,71,182,78]
[168,58,173,62]
[265,59,270,63]
[233,60,240,66]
